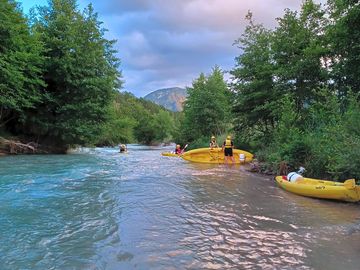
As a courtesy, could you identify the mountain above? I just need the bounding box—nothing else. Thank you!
[144,87,187,112]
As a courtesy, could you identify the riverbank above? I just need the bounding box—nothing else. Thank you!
[247,158,279,177]
[0,135,172,156]
[0,137,67,155]
[0,136,280,179]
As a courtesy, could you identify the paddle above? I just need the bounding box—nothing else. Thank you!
[344,179,356,190]
[181,144,188,154]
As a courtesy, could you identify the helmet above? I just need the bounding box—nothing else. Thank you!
[227,135,231,140]
[176,144,180,148]
[211,136,215,139]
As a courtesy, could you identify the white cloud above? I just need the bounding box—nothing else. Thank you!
[81,0,327,96]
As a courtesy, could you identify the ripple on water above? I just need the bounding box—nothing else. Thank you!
[176,203,310,269]
[1,146,360,270]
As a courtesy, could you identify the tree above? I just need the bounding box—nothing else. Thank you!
[231,12,278,144]
[109,91,175,145]
[0,0,45,130]
[327,0,360,98]
[96,103,136,146]
[133,112,156,145]
[152,110,174,142]
[272,0,328,110]
[231,1,329,148]
[181,67,231,142]
[31,0,121,146]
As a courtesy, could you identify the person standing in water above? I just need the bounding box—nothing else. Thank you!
[222,135,235,164]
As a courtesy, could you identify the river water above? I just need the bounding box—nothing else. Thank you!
[0,145,359,270]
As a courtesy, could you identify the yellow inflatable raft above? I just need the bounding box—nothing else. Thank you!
[181,147,253,164]
[161,152,181,157]
[275,176,360,202]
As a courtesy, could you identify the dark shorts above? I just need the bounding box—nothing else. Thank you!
[224,148,233,157]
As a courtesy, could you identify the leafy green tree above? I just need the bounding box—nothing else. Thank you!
[181,73,206,142]
[228,0,360,180]
[259,95,308,170]
[31,0,121,146]
[96,104,136,146]
[105,91,175,146]
[206,66,232,132]
[336,95,360,179]
[327,0,360,97]
[231,1,328,149]
[133,110,174,145]
[152,110,174,142]
[272,0,328,110]
[133,112,156,145]
[181,66,231,143]
[0,0,45,130]
[231,12,277,145]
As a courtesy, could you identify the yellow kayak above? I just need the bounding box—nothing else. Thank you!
[161,152,181,157]
[275,176,360,202]
[181,147,253,164]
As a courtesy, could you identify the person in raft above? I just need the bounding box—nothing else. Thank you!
[174,144,183,155]
[209,136,219,149]
[222,135,235,164]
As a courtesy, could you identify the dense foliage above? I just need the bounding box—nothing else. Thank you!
[99,91,175,146]
[231,0,360,180]
[231,14,277,147]
[176,66,232,148]
[0,0,45,132]
[29,0,121,147]
[0,0,176,150]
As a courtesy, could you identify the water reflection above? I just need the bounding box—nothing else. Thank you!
[175,166,308,269]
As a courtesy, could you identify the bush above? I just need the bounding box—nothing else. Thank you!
[255,91,360,181]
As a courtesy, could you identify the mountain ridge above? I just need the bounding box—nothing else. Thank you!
[144,87,187,112]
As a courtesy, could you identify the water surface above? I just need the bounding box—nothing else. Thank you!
[1,145,359,269]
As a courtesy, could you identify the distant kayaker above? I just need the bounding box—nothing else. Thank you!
[119,144,127,153]
[222,135,235,164]
[209,136,218,149]
[175,144,183,155]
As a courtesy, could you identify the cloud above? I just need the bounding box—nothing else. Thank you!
[68,0,327,96]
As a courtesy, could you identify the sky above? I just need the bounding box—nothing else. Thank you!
[18,0,325,97]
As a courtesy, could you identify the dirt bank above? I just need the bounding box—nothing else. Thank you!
[0,137,67,155]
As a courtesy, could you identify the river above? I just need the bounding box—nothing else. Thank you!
[0,145,359,270]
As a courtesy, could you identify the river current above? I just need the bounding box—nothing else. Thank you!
[0,145,359,270]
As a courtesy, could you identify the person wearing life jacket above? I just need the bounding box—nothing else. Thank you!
[222,135,235,164]
[209,136,218,149]
[175,144,182,155]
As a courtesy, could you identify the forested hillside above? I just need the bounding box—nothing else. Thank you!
[99,91,176,146]
[230,0,360,180]
[176,0,360,181]
[0,0,176,153]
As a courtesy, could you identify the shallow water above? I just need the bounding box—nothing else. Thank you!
[0,145,359,270]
